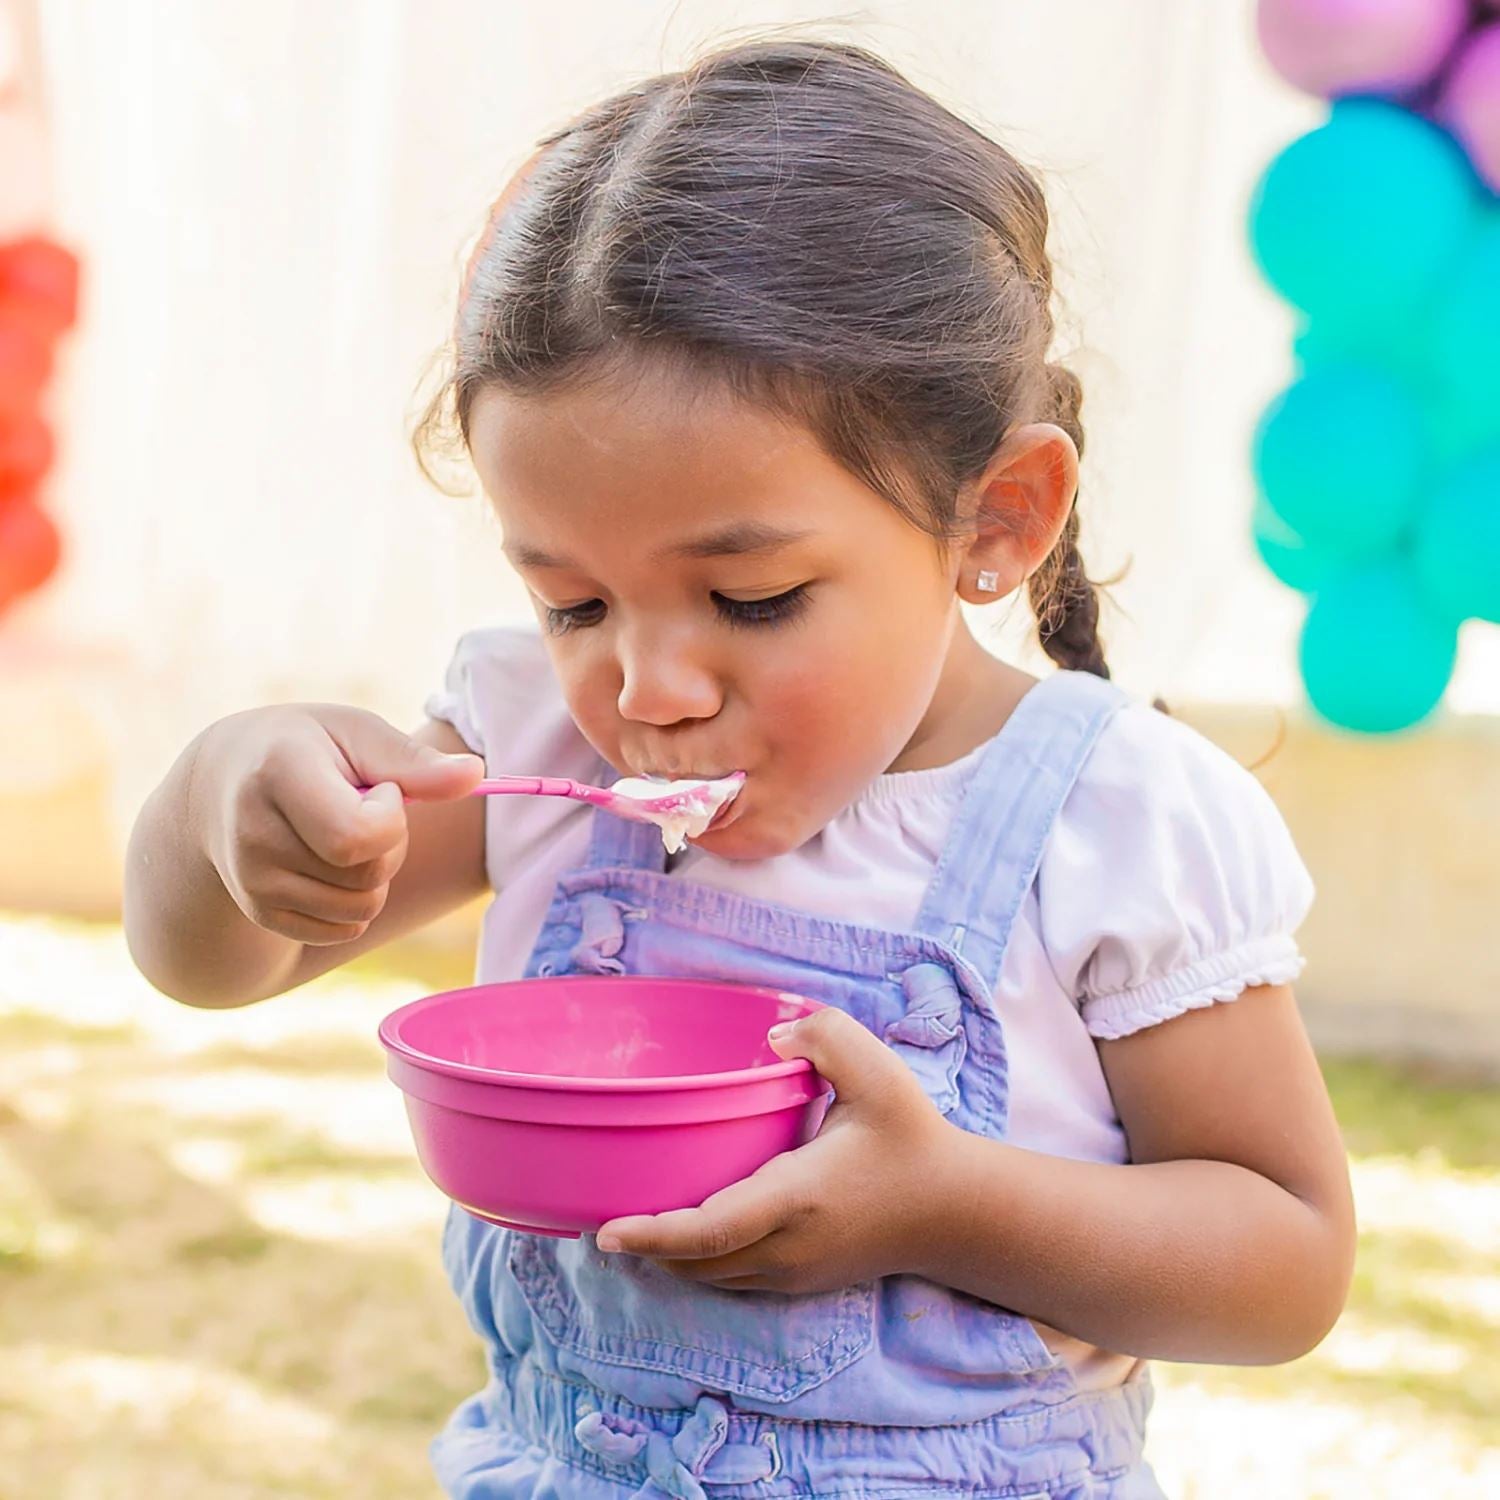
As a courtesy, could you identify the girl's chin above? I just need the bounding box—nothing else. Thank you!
[688,809,807,863]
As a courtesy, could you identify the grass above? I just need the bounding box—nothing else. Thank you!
[1,912,1497,1498]
[1322,1055,1500,1170]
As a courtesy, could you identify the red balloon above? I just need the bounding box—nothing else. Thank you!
[0,475,36,513]
[0,237,81,336]
[0,414,53,488]
[0,312,51,419]
[0,293,67,347]
[0,496,62,607]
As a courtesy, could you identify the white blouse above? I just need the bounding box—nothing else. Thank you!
[426,626,1315,1390]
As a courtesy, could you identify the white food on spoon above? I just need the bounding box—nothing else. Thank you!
[608,774,744,853]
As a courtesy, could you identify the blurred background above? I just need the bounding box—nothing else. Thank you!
[1,1,1495,1496]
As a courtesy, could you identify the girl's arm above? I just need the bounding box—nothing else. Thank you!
[598,985,1355,1368]
[124,707,486,1007]
[924,982,1356,1364]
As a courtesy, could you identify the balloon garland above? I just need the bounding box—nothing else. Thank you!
[1250,1,1500,733]
[0,233,77,617]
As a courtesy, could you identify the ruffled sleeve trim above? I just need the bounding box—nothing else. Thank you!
[1080,934,1306,1041]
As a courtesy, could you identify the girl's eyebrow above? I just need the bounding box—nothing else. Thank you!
[663,522,815,560]
[506,522,815,570]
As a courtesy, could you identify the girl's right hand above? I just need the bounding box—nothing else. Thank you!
[191,705,484,946]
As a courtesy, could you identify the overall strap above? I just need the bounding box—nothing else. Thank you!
[913,670,1128,993]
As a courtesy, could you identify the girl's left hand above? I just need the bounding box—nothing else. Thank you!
[595,1007,959,1293]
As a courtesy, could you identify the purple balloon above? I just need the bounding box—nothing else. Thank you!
[1257,0,1470,99]
[1437,24,1500,194]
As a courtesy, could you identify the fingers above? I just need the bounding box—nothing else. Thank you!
[766,1004,902,1110]
[298,841,406,893]
[271,712,480,870]
[205,705,480,950]
[255,906,381,947]
[654,1246,794,1292]
[233,709,480,876]
[241,788,407,889]
[225,777,405,943]
[271,762,406,871]
[247,869,390,935]
[597,1157,803,1259]
[321,706,484,803]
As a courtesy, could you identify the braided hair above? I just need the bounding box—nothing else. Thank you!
[1028,364,1108,678]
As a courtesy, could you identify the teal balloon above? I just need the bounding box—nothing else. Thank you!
[1293,315,1434,391]
[1426,390,1498,466]
[1252,495,1338,593]
[1413,450,1500,624]
[1253,364,1425,555]
[1250,102,1477,331]
[1431,214,1500,448]
[1300,562,1457,734]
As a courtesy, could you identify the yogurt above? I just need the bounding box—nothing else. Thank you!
[608,774,744,853]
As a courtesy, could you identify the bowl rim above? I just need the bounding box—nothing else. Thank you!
[377,975,826,1093]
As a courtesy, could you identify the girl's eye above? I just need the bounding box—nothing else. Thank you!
[712,584,811,629]
[544,599,606,634]
[542,586,811,634]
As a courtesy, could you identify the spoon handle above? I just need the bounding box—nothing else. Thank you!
[354,775,615,809]
[470,776,615,808]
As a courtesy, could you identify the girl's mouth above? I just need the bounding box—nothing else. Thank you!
[620,769,747,847]
[702,784,745,835]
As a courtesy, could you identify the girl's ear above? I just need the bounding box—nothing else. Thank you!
[954,423,1078,604]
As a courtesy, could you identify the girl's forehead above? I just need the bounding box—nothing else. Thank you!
[467,373,871,537]
[472,367,799,471]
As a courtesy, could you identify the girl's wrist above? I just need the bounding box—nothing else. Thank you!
[901,1119,1007,1283]
[183,711,261,877]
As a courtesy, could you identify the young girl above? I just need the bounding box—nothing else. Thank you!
[125,38,1355,1499]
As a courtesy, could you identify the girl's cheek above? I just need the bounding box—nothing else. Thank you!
[580,669,616,724]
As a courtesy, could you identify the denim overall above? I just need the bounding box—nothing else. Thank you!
[433,671,1166,1499]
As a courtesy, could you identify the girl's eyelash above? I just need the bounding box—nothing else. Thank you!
[544,599,606,635]
[542,586,812,635]
[713,584,811,629]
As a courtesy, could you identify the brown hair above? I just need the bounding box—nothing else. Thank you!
[416,36,1109,678]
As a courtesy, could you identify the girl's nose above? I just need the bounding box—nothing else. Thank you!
[616,636,722,726]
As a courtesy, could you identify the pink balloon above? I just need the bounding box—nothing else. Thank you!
[1437,23,1500,194]
[1257,0,1470,99]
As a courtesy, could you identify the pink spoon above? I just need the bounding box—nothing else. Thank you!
[359,771,746,851]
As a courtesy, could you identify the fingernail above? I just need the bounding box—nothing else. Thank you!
[767,1022,795,1040]
[596,1233,622,1253]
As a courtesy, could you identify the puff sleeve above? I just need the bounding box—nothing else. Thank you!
[1037,704,1316,1041]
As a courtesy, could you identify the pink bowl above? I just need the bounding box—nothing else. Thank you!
[379,977,830,1238]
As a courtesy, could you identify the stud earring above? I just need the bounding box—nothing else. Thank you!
[976,570,1000,593]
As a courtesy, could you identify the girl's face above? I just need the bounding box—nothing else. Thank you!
[467,363,991,859]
